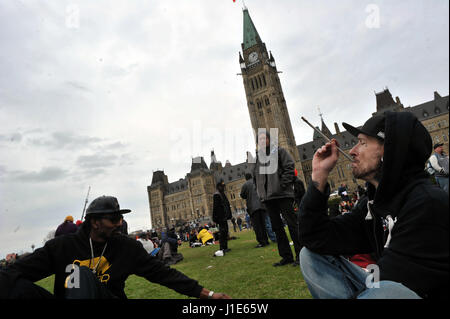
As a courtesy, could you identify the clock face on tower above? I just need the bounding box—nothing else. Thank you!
[248,51,259,63]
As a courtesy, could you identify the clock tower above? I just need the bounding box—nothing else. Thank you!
[239,8,305,183]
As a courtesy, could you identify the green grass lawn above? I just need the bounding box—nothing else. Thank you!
[36,228,312,299]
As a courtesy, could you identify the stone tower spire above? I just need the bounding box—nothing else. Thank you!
[239,7,305,183]
[318,107,332,139]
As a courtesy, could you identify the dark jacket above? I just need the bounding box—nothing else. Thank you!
[0,223,203,299]
[298,111,449,299]
[253,146,295,202]
[293,176,306,207]
[54,221,78,237]
[162,229,179,253]
[212,191,232,224]
[240,179,264,214]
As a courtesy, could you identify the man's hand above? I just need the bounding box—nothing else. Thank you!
[199,288,231,299]
[210,292,231,299]
[311,139,340,193]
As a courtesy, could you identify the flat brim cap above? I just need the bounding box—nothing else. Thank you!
[342,114,386,141]
[86,195,131,215]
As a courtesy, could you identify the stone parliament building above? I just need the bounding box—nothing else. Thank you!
[147,9,449,229]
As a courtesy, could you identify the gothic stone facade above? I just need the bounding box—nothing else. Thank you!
[148,154,252,229]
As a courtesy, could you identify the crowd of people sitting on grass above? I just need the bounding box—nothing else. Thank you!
[131,222,243,265]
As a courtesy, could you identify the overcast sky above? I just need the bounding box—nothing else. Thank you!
[0,0,448,259]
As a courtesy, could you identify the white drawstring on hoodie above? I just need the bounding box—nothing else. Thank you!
[366,200,397,248]
[384,215,397,248]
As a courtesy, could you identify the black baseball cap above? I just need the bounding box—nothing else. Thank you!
[342,114,386,141]
[86,195,131,216]
[433,143,444,149]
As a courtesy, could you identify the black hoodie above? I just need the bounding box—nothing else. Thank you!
[298,111,449,299]
[0,223,203,299]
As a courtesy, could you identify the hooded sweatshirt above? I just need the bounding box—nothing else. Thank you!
[0,223,203,299]
[298,111,449,299]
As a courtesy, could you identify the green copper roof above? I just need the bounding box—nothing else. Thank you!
[313,127,322,141]
[243,9,262,50]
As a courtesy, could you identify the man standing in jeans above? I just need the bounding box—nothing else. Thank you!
[253,130,301,267]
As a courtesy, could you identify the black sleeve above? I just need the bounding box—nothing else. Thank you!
[212,193,223,223]
[298,183,373,255]
[132,244,203,298]
[252,158,258,185]
[240,183,248,199]
[0,241,56,297]
[8,242,56,282]
[279,148,295,187]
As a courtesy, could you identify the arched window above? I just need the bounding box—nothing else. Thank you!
[265,97,270,105]
[257,100,262,109]
[262,74,267,86]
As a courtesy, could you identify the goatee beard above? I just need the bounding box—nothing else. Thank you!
[353,160,383,182]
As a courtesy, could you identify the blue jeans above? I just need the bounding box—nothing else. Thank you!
[264,210,277,242]
[435,176,449,193]
[299,247,421,299]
